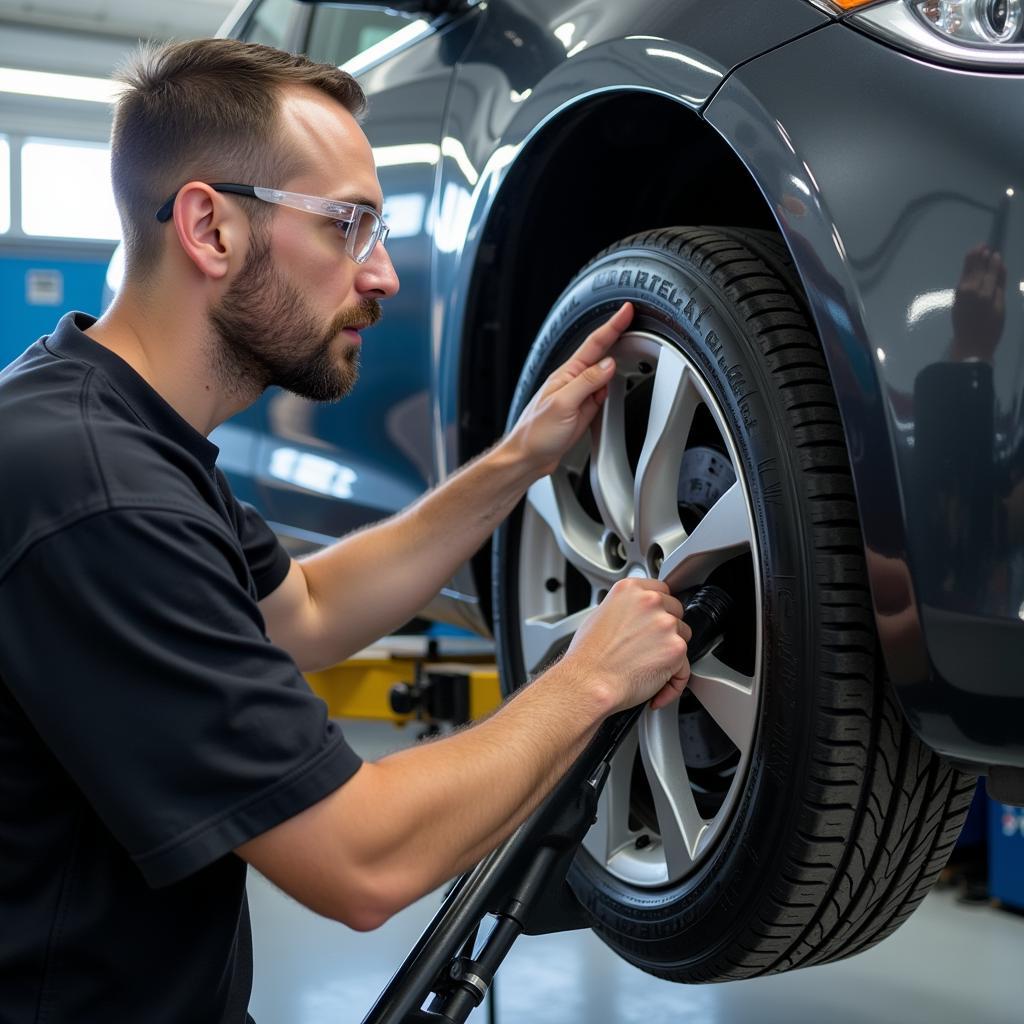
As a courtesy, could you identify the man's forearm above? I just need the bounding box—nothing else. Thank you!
[298,437,538,667]
[340,656,611,917]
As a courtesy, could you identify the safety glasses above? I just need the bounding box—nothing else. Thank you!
[155,182,389,265]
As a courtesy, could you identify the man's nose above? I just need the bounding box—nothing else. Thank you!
[356,241,400,298]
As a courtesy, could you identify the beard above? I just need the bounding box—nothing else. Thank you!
[209,231,381,403]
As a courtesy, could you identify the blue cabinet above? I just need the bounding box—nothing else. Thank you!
[989,800,1024,911]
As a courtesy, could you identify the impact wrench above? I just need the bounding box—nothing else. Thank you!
[362,584,733,1024]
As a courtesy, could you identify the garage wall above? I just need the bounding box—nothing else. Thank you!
[0,0,235,366]
[0,248,110,363]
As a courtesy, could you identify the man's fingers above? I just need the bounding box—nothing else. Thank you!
[555,355,617,410]
[615,577,669,593]
[650,672,689,710]
[981,251,1006,299]
[560,302,634,378]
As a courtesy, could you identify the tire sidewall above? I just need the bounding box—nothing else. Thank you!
[494,241,820,967]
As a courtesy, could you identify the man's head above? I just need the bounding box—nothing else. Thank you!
[111,38,399,403]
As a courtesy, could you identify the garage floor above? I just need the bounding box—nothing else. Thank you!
[247,720,1022,1024]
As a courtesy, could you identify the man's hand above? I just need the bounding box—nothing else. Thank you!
[564,577,693,712]
[505,302,634,477]
[950,244,1006,363]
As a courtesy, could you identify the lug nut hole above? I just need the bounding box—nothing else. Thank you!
[604,533,628,569]
[647,544,664,576]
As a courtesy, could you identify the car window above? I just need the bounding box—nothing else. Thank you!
[237,0,296,49]
[305,6,418,67]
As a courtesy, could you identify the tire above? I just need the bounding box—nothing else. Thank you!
[491,226,976,982]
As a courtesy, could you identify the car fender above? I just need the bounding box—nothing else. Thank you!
[434,3,827,614]
[705,25,1024,766]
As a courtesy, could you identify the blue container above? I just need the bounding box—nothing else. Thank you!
[988,799,1024,911]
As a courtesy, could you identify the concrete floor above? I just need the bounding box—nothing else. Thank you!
[247,721,1023,1024]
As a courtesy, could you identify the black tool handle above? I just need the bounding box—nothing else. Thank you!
[362,584,732,1024]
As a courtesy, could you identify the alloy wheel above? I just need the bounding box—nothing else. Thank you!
[517,329,763,887]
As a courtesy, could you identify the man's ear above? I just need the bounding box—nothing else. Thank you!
[171,182,248,281]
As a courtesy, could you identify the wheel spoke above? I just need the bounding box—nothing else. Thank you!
[589,374,634,541]
[639,704,708,877]
[520,607,593,675]
[634,358,701,555]
[526,474,617,586]
[660,481,752,591]
[583,725,639,865]
[686,654,758,752]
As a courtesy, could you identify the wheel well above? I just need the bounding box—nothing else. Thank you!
[459,90,779,624]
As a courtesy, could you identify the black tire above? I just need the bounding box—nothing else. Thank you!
[492,226,976,982]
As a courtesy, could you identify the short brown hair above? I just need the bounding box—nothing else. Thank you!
[111,37,366,280]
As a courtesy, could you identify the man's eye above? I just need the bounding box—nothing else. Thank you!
[332,220,353,237]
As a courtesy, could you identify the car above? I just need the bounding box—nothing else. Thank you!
[107,0,1024,983]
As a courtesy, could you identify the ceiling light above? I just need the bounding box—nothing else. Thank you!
[0,67,122,104]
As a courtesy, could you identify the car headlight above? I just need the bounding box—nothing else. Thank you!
[814,0,1024,68]
[913,0,1023,44]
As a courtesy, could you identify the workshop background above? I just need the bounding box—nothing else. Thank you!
[0,2,1020,1023]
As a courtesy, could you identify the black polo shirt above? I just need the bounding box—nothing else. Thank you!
[0,312,363,1023]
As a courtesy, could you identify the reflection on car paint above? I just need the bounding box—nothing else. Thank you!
[268,446,358,500]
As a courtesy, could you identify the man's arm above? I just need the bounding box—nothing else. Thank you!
[259,302,635,671]
[237,578,691,931]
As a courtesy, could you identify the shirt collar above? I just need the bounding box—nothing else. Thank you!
[45,311,220,471]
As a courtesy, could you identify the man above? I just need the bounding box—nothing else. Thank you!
[0,39,692,1023]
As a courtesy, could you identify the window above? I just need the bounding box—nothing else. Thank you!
[306,7,419,68]
[21,138,120,240]
[239,0,297,48]
[0,137,9,233]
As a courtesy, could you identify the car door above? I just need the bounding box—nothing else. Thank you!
[231,1,481,552]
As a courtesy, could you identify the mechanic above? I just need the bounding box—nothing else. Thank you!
[0,38,693,1023]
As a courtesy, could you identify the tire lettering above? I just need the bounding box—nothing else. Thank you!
[586,269,684,313]
[761,586,796,786]
[740,399,758,430]
[683,297,697,321]
[555,294,580,326]
[759,459,781,505]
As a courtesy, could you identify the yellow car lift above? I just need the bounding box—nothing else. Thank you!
[305,636,503,729]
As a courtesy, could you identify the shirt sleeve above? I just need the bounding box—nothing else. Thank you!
[213,469,292,600]
[0,507,362,888]
[234,498,292,601]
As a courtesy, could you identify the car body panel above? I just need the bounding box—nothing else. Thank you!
[207,0,1022,768]
[435,0,829,480]
[704,25,1024,766]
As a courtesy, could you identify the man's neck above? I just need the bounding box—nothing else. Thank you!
[84,288,255,436]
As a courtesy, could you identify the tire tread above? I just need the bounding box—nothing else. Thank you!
[602,227,972,980]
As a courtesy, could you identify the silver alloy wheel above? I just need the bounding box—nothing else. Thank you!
[517,330,764,887]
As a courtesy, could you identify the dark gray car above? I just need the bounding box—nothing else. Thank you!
[123,0,1021,982]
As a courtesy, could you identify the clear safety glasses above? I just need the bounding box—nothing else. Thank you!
[155,182,390,265]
